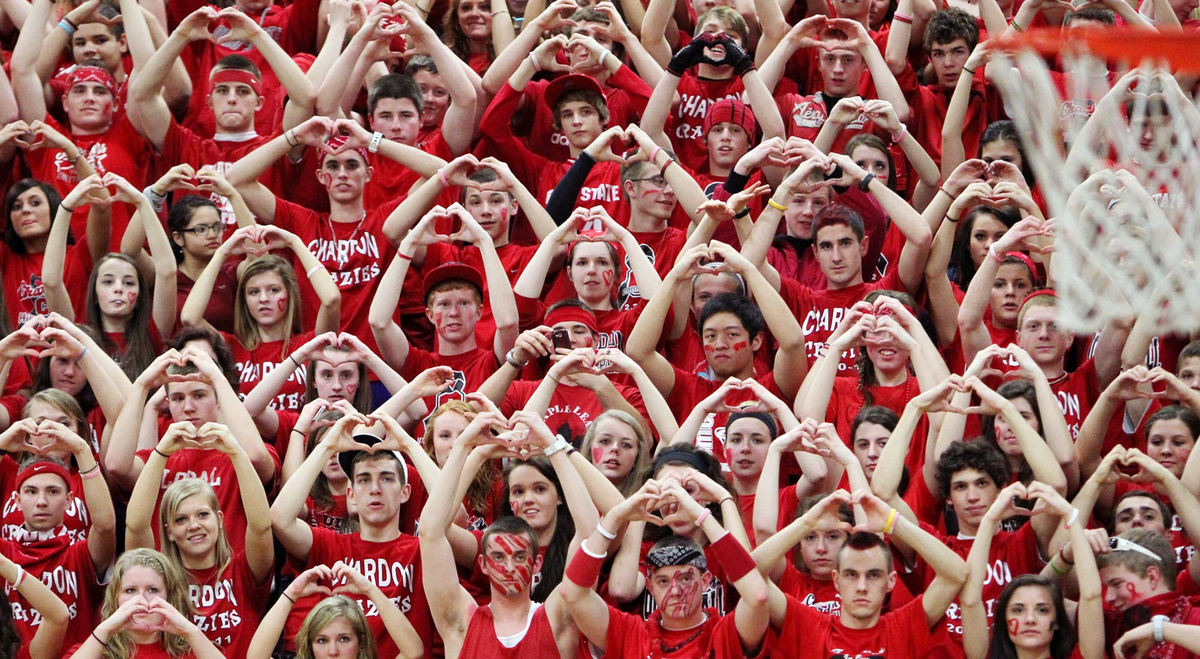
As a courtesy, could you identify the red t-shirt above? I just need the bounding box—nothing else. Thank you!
[667,369,785,468]
[920,522,1042,644]
[900,68,1004,167]
[134,445,280,553]
[602,607,754,658]
[780,268,904,373]
[0,532,101,650]
[779,561,916,618]
[826,374,928,477]
[0,456,90,543]
[459,601,560,656]
[499,379,648,448]
[666,73,745,173]
[770,593,937,659]
[282,527,432,658]
[270,198,398,355]
[187,552,270,657]
[155,119,273,227]
[24,113,151,250]
[403,345,498,401]
[0,241,91,330]
[224,330,313,413]
[1047,358,1100,440]
[177,262,238,334]
[522,66,653,162]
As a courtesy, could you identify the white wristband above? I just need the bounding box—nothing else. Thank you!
[368,131,383,154]
[596,522,618,540]
[544,437,571,457]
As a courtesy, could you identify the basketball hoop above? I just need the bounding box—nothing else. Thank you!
[988,27,1200,333]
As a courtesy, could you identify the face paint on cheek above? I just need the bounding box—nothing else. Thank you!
[276,298,287,312]
[485,534,535,596]
[703,345,715,353]
[126,292,137,305]
[666,575,703,616]
[731,340,749,351]
[1007,618,1020,638]
[601,270,614,289]
[1125,582,1140,602]
[592,445,606,464]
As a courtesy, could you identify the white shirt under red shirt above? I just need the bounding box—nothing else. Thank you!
[0,530,103,651]
[666,73,745,173]
[281,527,433,658]
[269,197,400,356]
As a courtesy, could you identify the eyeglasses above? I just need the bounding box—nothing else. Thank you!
[629,175,668,187]
[178,223,223,237]
[1108,536,1163,562]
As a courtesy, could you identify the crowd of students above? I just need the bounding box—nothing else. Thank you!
[0,0,1195,655]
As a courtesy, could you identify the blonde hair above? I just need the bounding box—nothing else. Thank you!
[295,595,376,659]
[580,409,652,496]
[100,549,194,658]
[423,400,496,519]
[158,479,233,576]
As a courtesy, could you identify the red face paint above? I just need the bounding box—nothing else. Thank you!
[640,189,658,199]
[276,298,287,312]
[126,292,137,305]
[731,340,749,351]
[662,569,703,618]
[703,345,715,353]
[601,270,614,289]
[592,445,606,464]
[1007,618,1020,638]
[1125,582,1140,602]
[483,532,535,596]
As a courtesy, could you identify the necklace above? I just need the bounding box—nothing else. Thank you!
[325,210,368,265]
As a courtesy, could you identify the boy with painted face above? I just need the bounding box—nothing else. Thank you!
[562,478,771,656]
[0,431,114,649]
[272,413,445,657]
[1097,528,1200,658]
[123,3,315,228]
[760,490,968,659]
[628,241,807,458]
[368,205,518,410]
[419,411,583,657]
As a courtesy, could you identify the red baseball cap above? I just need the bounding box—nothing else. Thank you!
[543,74,606,112]
[703,98,758,139]
[422,262,484,296]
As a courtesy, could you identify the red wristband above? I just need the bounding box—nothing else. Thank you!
[565,541,606,587]
[707,531,756,582]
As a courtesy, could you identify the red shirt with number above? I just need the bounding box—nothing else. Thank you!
[186,552,270,657]
[223,330,313,413]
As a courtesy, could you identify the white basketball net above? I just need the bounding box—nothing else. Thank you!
[990,46,1200,333]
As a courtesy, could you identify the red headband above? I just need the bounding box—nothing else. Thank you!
[15,461,72,490]
[1001,251,1040,284]
[1019,288,1057,310]
[545,306,599,334]
[210,68,262,96]
[64,65,117,98]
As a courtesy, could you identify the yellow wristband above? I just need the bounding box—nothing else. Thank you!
[883,509,898,535]
[767,199,788,212]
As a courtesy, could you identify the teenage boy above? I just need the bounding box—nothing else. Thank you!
[271,413,438,657]
[368,205,517,404]
[626,241,807,457]
[123,4,315,226]
[1098,528,1200,653]
[746,153,932,372]
[227,116,446,354]
[0,435,114,650]
[419,412,582,657]
[561,479,771,656]
[762,490,968,659]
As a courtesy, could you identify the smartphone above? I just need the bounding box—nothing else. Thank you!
[552,328,572,353]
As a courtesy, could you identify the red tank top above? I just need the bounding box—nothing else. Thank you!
[460,602,560,657]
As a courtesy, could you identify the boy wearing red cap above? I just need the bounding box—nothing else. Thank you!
[369,205,518,409]
[479,59,627,220]
[0,439,115,650]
